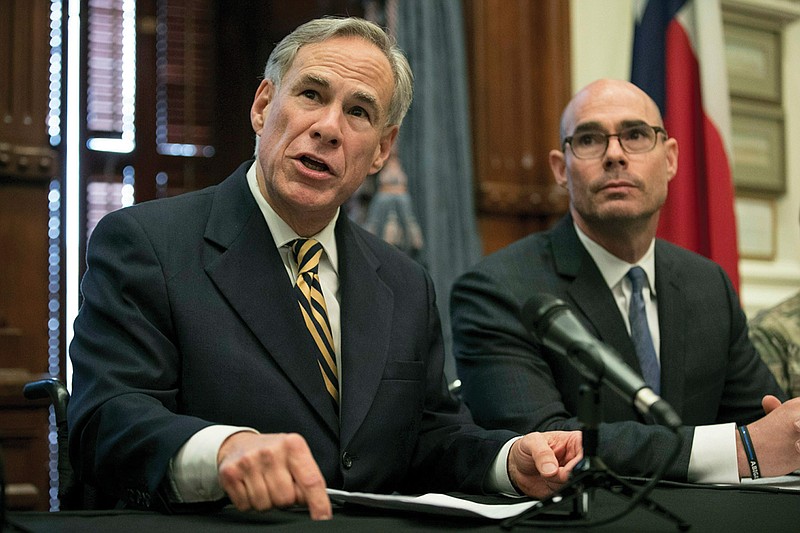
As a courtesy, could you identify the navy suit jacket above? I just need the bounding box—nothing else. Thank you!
[451,214,784,480]
[67,161,515,509]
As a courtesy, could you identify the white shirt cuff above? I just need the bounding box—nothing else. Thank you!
[687,423,740,484]
[486,436,525,496]
[168,425,258,502]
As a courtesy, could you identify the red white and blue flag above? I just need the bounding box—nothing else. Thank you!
[632,0,740,290]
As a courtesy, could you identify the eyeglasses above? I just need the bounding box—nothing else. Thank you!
[563,125,668,159]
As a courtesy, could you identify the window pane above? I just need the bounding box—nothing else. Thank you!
[86,0,135,152]
[156,0,215,157]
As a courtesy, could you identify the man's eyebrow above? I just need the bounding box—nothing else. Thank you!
[352,89,379,109]
[296,73,329,89]
[619,119,650,129]
[571,119,650,134]
[571,121,603,134]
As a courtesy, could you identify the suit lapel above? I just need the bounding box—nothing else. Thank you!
[550,218,640,371]
[202,165,339,435]
[652,242,687,415]
[335,218,393,448]
[568,268,637,367]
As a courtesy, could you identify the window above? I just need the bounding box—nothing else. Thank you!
[86,0,136,153]
[156,0,215,157]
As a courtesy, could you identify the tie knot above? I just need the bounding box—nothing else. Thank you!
[291,238,323,275]
[626,266,648,293]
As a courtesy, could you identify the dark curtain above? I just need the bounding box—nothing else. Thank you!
[394,0,482,382]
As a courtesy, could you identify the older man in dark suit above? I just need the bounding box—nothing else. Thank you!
[67,17,582,520]
[451,79,800,484]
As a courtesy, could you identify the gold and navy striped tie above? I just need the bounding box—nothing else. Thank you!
[290,238,339,410]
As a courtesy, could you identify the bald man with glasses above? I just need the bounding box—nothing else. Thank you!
[450,79,800,485]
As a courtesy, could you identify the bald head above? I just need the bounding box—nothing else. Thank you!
[560,79,665,141]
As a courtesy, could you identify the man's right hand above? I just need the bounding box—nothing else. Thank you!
[217,432,332,520]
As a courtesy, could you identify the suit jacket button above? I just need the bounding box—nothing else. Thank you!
[341,451,354,469]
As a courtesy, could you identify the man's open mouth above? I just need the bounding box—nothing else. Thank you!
[300,155,329,172]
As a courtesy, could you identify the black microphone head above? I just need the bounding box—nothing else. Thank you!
[520,293,569,342]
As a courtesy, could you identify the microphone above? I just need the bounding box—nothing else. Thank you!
[521,294,682,430]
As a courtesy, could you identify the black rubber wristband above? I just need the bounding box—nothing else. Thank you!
[738,425,761,480]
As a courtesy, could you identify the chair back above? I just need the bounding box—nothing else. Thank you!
[23,379,89,510]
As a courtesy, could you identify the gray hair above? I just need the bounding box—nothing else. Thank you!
[263,17,413,128]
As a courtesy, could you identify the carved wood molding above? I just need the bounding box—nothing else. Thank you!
[477,180,568,216]
[0,143,58,182]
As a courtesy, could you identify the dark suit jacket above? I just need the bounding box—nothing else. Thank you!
[67,161,515,509]
[451,214,784,480]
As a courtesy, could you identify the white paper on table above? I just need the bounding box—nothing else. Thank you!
[326,489,542,520]
[739,474,800,491]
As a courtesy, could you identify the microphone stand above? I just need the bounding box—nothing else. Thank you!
[502,379,690,530]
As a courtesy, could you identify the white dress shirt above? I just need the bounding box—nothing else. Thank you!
[575,223,739,484]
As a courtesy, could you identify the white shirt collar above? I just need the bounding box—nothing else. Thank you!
[246,162,339,274]
[573,221,656,294]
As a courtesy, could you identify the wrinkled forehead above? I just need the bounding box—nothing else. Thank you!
[291,36,394,104]
[561,81,663,136]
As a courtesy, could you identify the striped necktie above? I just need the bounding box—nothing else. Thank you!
[290,238,339,409]
[626,266,660,394]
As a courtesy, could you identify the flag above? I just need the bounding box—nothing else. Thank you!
[632,0,740,290]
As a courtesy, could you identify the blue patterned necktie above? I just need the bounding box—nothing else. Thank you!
[626,266,660,394]
[290,238,339,410]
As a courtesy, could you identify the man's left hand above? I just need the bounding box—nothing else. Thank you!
[507,431,583,498]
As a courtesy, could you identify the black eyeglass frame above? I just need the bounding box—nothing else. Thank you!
[562,125,668,159]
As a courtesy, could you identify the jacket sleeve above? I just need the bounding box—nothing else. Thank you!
[404,270,517,494]
[67,207,213,509]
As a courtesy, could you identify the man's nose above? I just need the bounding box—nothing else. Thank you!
[312,107,343,147]
[603,135,628,169]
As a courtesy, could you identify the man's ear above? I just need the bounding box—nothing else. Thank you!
[251,79,274,134]
[664,137,679,182]
[549,149,569,189]
[369,125,399,175]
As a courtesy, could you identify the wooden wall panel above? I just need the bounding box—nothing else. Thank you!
[0,0,58,178]
[0,0,59,511]
[464,0,571,254]
[0,0,54,373]
[0,380,50,510]
[0,184,49,373]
